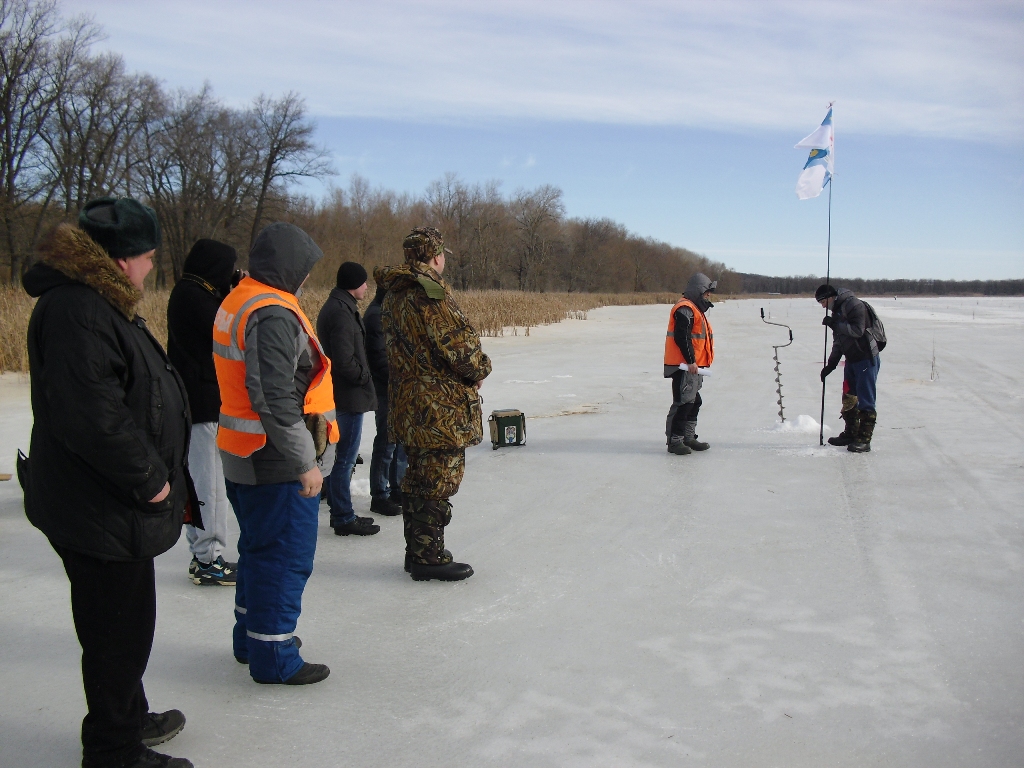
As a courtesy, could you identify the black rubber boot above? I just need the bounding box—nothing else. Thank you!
[683,420,709,451]
[828,409,860,446]
[848,410,876,453]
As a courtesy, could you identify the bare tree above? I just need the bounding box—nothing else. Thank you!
[510,185,564,291]
[247,92,333,248]
[0,0,96,282]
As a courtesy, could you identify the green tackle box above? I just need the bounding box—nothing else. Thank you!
[488,409,526,450]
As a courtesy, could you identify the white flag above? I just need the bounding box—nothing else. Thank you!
[795,105,834,200]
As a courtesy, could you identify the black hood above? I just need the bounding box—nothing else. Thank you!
[182,239,237,296]
[684,272,717,312]
[248,222,323,294]
[22,261,72,298]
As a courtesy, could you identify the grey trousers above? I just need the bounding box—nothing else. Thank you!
[185,422,230,563]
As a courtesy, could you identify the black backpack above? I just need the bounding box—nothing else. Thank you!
[861,301,887,354]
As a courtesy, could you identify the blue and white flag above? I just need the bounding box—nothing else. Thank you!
[795,104,834,200]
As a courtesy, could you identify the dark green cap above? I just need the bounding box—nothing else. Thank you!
[79,197,161,259]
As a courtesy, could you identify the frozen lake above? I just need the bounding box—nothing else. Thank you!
[1,296,1022,767]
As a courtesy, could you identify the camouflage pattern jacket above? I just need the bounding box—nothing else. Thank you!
[374,262,492,449]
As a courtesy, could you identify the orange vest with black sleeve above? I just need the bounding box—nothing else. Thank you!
[664,297,715,368]
[212,276,339,457]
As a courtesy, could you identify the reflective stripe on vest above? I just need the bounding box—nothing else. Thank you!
[664,297,715,368]
[213,276,339,457]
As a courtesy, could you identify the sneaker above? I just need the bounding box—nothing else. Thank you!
[235,636,301,664]
[254,662,330,685]
[333,516,380,536]
[191,556,237,586]
[370,496,403,516]
[187,557,199,578]
[141,710,185,747]
[124,747,193,768]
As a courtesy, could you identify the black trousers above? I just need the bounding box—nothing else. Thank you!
[54,544,156,768]
[668,371,703,438]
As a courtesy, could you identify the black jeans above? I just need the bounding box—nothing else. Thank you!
[54,544,156,768]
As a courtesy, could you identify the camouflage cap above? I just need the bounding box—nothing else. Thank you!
[403,226,451,263]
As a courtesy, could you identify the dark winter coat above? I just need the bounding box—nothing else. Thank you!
[363,286,389,398]
[166,242,237,424]
[375,262,491,449]
[316,287,377,414]
[22,224,195,562]
[826,288,874,367]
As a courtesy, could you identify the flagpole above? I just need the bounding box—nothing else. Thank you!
[818,179,832,446]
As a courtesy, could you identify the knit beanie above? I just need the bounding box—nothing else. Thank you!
[814,284,839,301]
[336,261,368,290]
[79,197,161,260]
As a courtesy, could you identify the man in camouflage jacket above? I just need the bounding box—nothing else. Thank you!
[374,227,492,581]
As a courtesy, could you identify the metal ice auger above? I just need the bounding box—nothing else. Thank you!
[760,308,794,423]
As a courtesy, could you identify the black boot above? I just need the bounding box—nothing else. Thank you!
[828,409,860,446]
[667,436,691,455]
[141,710,185,747]
[683,420,709,451]
[370,496,403,516]
[409,560,474,581]
[848,410,876,453]
[124,748,194,768]
[254,661,330,685]
[405,550,452,573]
[404,498,473,581]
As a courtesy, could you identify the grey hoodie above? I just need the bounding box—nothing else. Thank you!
[221,223,333,485]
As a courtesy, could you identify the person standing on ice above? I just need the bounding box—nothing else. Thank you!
[375,226,492,582]
[167,239,240,586]
[816,284,881,453]
[664,273,717,454]
[213,223,337,685]
[316,261,381,536]
[22,198,195,768]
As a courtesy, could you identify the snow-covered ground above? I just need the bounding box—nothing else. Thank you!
[1,296,1022,767]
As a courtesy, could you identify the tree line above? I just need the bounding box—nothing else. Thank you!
[738,273,1024,297]
[1,0,733,293]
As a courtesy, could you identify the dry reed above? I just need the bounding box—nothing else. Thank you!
[1,287,679,372]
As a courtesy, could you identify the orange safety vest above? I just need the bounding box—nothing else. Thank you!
[664,297,715,368]
[212,276,339,458]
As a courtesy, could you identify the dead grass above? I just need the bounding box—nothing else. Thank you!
[1,286,679,372]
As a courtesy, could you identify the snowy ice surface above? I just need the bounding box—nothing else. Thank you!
[1,297,1023,767]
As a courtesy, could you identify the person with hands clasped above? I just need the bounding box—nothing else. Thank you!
[213,223,338,685]
[816,284,882,453]
[22,198,197,768]
[664,273,717,455]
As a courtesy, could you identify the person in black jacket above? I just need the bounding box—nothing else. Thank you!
[817,284,882,453]
[22,198,195,768]
[316,262,379,536]
[364,285,407,517]
[167,239,240,586]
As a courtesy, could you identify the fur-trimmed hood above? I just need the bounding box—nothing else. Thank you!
[23,224,142,318]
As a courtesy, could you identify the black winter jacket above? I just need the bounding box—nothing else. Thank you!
[167,283,224,424]
[23,225,196,561]
[826,288,874,367]
[363,287,389,398]
[316,287,377,414]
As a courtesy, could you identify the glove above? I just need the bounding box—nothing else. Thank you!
[820,365,835,382]
[821,315,836,329]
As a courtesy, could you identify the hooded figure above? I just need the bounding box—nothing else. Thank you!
[213,222,335,686]
[664,272,717,454]
[167,239,240,586]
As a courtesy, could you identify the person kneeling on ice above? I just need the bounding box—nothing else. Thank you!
[213,223,337,684]
[665,273,716,454]
[816,284,882,453]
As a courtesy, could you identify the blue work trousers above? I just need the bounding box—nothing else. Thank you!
[369,395,407,499]
[327,412,364,527]
[848,356,881,412]
[227,480,319,683]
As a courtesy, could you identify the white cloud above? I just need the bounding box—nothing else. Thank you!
[68,0,1023,140]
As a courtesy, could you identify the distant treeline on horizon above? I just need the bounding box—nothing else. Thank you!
[734,274,1024,297]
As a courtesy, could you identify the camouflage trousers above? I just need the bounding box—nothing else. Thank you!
[402,447,465,566]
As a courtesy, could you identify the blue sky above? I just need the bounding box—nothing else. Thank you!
[65,0,1023,279]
